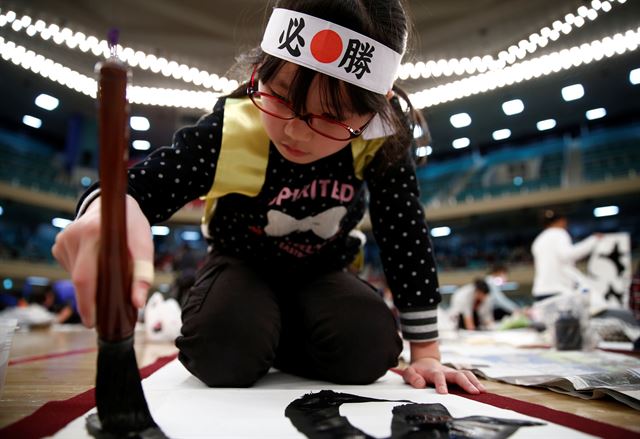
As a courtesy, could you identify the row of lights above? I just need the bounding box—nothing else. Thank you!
[0,0,625,87]
[21,91,154,152]
[0,36,221,110]
[398,0,628,80]
[6,25,637,117]
[0,8,239,94]
[1,20,637,112]
[409,28,640,109]
[432,205,621,238]
[415,67,639,155]
[49,216,201,241]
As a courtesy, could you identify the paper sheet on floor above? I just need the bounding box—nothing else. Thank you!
[53,359,595,438]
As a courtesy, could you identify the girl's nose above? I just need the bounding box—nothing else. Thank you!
[283,117,313,141]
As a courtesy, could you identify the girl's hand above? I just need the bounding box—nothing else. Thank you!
[51,195,154,327]
[403,340,486,394]
[401,357,486,394]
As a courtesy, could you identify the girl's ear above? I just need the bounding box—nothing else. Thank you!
[386,90,395,100]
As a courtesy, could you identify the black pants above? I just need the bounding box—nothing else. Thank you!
[176,252,402,387]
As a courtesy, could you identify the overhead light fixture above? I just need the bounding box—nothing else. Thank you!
[22,114,41,128]
[585,107,607,120]
[132,140,151,150]
[537,119,557,131]
[452,137,470,149]
[593,205,619,217]
[431,226,451,238]
[52,217,72,228]
[630,67,640,85]
[130,116,150,131]
[416,146,432,157]
[0,204,3,215]
[151,225,170,236]
[35,93,59,110]
[492,129,512,140]
[181,230,201,241]
[561,83,584,101]
[502,99,524,115]
[450,112,471,128]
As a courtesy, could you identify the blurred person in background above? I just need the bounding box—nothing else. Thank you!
[531,210,601,302]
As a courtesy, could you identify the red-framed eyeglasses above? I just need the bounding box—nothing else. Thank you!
[246,67,374,141]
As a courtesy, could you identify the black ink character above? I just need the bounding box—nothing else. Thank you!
[279,17,306,57]
[599,242,625,277]
[285,390,544,438]
[604,285,624,304]
[338,40,375,79]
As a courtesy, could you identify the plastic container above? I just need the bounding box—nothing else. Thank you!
[0,319,18,398]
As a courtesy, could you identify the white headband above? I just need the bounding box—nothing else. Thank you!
[260,8,403,95]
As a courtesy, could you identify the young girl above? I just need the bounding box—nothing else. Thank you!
[52,0,484,394]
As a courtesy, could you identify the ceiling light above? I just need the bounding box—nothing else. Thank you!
[450,112,471,128]
[537,119,557,131]
[22,114,41,128]
[630,67,640,84]
[593,205,619,217]
[502,99,524,115]
[130,116,150,131]
[452,137,470,149]
[431,226,451,238]
[561,83,584,101]
[34,93,59,110]
[0,204,3,216]
[492,129,512,140]
[151,226,170,236]
[181,231,201,241]
[132,140,151,150]
[585,107,607,120]
[416,146,432,157]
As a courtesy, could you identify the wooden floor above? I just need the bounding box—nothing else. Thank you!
[1,325,639,434]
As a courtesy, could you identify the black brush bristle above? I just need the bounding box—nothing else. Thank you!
[94,336,158,435]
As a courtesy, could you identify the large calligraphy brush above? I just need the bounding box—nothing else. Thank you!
[85,29,167,439]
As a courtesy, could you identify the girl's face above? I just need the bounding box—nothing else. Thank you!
[258,62,374,165]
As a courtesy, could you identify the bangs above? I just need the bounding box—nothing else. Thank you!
[258,57,386,121]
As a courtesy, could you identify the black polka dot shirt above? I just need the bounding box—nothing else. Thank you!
[77,98,441,342]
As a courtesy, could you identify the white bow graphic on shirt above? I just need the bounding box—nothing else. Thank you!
[264,206,347,239]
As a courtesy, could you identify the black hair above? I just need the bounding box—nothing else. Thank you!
[227,0,429,167]
[473,279,490,295]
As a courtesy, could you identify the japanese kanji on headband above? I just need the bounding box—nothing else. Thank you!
[261,8,403,95]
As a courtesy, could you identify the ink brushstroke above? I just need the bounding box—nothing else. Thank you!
[285,390,544,438]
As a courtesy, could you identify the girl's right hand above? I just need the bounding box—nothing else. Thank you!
[51,195,154,327]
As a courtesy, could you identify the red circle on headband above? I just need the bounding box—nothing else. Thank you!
[310,30,343,63]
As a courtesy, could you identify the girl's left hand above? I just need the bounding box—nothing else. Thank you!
[401,357,486,394]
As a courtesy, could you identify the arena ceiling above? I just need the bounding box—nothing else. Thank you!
[1,0,639,161]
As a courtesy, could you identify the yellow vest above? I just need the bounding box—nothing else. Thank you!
[201,98,386,225]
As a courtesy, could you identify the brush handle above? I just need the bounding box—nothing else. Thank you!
[96,58,136,342]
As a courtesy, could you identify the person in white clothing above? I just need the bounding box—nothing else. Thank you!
[449,279,493,330]
[531,210,600,301]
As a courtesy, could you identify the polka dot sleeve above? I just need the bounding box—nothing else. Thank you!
[124,109,224,224]
[364,150,440,342]
[75,103,225,223]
